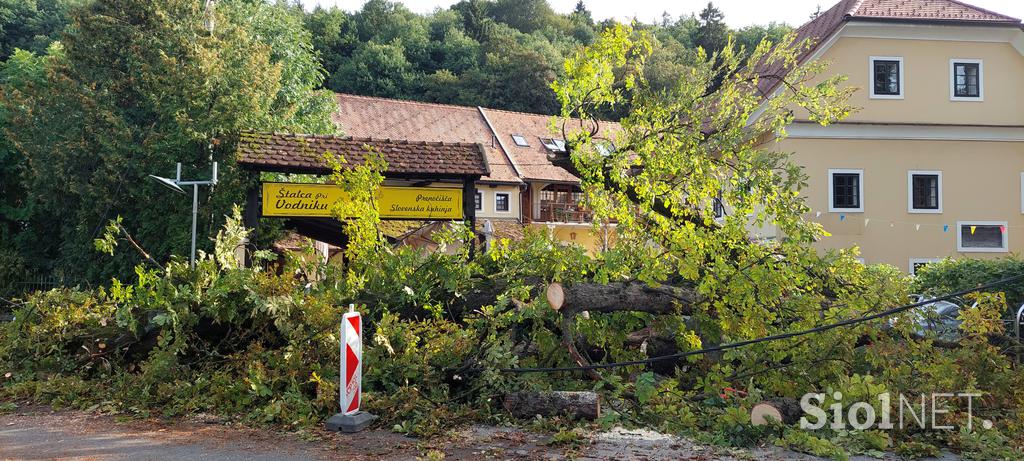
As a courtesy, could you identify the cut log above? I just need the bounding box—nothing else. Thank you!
[546,282,564,310]
[550,282,700,316]
[503,391,601,420]
[751,398,802,426]
[457,279,698,318]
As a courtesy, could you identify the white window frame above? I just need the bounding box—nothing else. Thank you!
[907,170,942,214]
[949,59,984,102]
[511,135,529,147]
[474,190,483,211]
[828,168,864,213]
[956,220,1008,253]
[494,192,512,213]
[909,258,943,276]
[869,56,905,100]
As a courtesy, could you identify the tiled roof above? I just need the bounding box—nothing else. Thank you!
[333,94,521,183]
[236,132,489,177]
[333,93,621,184]
[479,108,619,183]
[849,0,1020,23]
[477,219,527,241]
[758,0,1021,96]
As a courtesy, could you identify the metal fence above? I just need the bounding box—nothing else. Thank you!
[16,275,77,294]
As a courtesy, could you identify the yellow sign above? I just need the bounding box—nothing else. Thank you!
[376,186,463,219]
[262,183,344,217]
[262,183,464,220]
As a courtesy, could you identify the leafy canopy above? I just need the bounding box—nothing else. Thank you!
[1,0,336,282]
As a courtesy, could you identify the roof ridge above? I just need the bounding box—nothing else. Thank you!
[480,106,623,129]
[242,131,485,149]
[336,93,480,112]
[847,0,868,17]
[477,106,558,118]
[336,93,621,126]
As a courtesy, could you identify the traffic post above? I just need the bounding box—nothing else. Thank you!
[325,304,377,432]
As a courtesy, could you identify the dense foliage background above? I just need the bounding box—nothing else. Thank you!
[1,3,1022,458]
[0,0,792,288]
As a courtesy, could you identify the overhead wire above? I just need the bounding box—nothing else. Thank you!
[498,273,1024,374]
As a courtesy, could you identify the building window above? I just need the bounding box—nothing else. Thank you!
[495,192,510,212]
[908,171,941,213]
[540,138,566,153]
[909,258,943,276]
[511,135,529,147]
[870,57,903,99]
[828,169,863,212]
[712,192,725,219]
[957,221,1007,253]
[951,59,983,100]
[474,190,483,211]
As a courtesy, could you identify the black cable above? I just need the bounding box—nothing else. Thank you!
[499,273,1024,374]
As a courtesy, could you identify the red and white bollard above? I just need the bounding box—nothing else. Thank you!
[341,305,362,414]
[326,304,376,432]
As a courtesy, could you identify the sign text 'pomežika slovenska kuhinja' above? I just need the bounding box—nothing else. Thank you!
[261,183,464,220]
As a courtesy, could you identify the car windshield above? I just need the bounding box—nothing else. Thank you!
[931,302,958,317]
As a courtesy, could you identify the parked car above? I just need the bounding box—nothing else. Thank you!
[896,294,966,341]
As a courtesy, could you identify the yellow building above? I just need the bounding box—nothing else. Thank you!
[766,0,1024,274]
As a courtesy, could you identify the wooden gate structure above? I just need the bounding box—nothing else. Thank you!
[236,132,489,255]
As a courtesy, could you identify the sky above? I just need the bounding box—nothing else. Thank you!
[300,0,1024,28]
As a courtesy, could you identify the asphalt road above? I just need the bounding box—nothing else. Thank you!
[0,406,962,460]
[0,407,418,461]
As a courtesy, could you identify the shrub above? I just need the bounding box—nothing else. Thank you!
[912,257,1024,315]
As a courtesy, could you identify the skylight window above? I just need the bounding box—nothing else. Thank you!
[540,138,566,153]
[511,135,529,147]
[595,141,615,156]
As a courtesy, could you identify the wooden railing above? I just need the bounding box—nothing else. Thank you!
[539,202,593,223]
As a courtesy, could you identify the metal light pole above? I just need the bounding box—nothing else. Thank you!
[149,162,219,268]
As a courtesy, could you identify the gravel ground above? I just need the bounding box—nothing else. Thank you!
[0,405,961,460]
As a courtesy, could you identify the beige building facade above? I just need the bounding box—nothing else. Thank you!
[767,0,1024,273]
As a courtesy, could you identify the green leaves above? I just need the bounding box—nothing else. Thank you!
[2,0,336,283]
[634,371,657,404]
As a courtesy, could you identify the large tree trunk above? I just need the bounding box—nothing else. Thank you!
[751,398,803,425]
[543,281,700,380]
[503,391,601,420]
[455,279,699,319]
[546,281,699,316]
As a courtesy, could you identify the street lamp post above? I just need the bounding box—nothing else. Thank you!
[149,162,219,268]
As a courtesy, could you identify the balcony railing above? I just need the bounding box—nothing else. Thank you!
[539,202,593,223]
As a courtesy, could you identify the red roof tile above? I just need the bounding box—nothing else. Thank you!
[333,94,521,184]
[479,108,620,183]
[849,0,1020,23]
[237,132,489,177]
[332,93,621,184]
